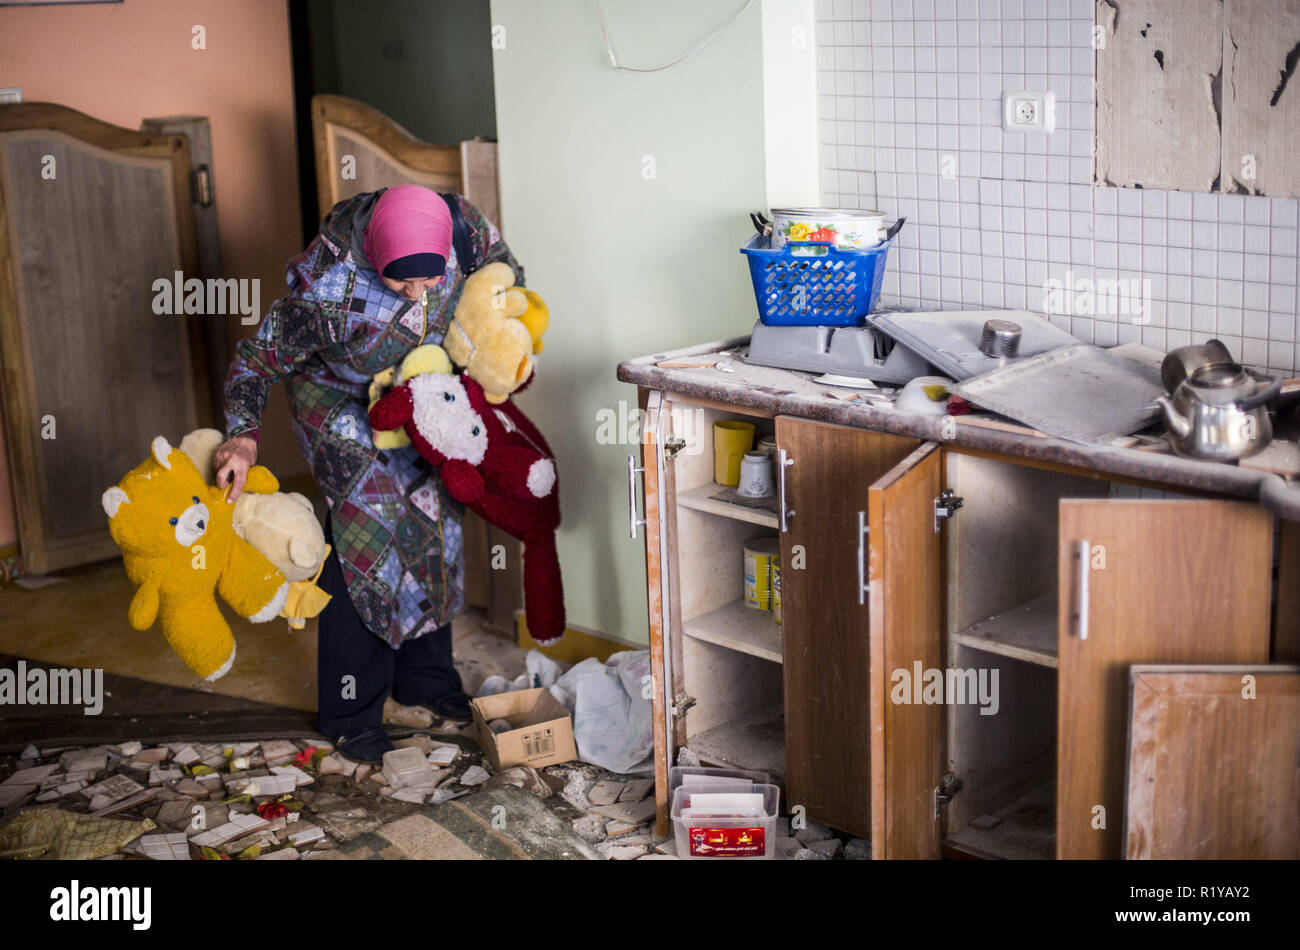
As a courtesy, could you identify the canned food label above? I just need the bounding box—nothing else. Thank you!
[688,826,767,857]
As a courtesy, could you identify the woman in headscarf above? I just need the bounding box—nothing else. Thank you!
[213,185,523,762]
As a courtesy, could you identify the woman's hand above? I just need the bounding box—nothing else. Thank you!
[213,436,258,503]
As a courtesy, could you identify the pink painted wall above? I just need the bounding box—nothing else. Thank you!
[0,0,308,553]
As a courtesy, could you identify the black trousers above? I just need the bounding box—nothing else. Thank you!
[316,514,464,739]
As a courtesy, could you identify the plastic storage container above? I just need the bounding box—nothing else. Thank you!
[671,783,781,859]
[740,235,893,327]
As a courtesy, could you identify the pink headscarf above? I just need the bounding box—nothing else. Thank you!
[362,185,453,279]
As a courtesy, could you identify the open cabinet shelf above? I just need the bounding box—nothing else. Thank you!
[950,593,1059,669]
[676,483,779,530]
[690,704,786,784]
[945,782,1056,860]
[684,599,783,664]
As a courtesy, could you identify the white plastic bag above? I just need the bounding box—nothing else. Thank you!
[553,650,653,773]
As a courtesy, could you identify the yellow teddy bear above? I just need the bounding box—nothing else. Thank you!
[101,436,288,680]
[443,262,549,404]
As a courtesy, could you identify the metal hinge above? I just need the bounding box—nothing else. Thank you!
[672,692,696,717]
[190,164,213,207]
[933,772,963,819]
[663,436,686,458]
[933,489,964,533]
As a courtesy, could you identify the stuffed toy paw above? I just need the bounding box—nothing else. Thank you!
[443,262,549,405]
[369,345,566,644]
[102,436,288,680]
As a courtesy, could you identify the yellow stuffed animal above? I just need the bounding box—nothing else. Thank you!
[179,428,332,630]
[443,262,549,404]
[101,436,288,680]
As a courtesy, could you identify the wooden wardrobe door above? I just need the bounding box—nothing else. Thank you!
[0,103,202,573]
[775,416,918,839]
[868,442,944,859]
[1056,499,1273,859]
[1125,664,1300,859]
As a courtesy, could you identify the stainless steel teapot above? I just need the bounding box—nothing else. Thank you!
[1155,359,1281,461]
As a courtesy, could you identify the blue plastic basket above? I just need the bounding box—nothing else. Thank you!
[740,235,893,327]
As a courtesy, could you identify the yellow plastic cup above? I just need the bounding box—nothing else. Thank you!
[713,420,756,486]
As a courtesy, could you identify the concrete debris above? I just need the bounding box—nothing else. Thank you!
[317,754,354,777]
[572,815,605,842]
[91,789,156,817]
[4,763,58,786]
[794,820,834,845]
[484,766,552,799]
[588,797,656,826]
[775,836,802,859]
[270,765,314,788]
[383,696,434,729]
[654,837,678,857]
[0,785,37,808]
[392,787,431,804]
[556,769,592,811]
[675,746,701,768]
[172,747,200,766]
[256,846,301,860]
[147,767,183,787]
[844,838,871,860]
[428,787,470,805]
[259,740,297,766]
[130,747,169,765]
[19,745,39,760]
[137,832,191,861]
[427,744,458,767]
[604,820,642,838]
[807,837,842,858]
[353,764,372,784]
[794,847,831,860]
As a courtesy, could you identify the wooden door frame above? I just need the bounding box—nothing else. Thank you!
[0,102,204,573]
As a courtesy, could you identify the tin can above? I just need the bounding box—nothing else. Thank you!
[743,537,780,610]
[771,558,782,624]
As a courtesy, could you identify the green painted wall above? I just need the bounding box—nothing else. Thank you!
[308,0,497,143]
[489,0,773,643]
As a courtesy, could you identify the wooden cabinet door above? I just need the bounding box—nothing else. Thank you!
[868,443,945,859]
[1125,664,1300,859]
[775,416,919,838]
[1056,500,1273,859]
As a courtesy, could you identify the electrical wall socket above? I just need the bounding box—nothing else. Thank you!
[1002,90,1055,133]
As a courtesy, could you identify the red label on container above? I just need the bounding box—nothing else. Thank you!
[688,826,766,857]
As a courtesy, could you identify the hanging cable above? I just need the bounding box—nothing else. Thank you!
[593,0,756,73]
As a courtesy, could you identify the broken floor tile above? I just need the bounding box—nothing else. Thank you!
[428,788,469,805]
[256,847,300,860]
[225,773,296,798]
[59,748,109,773]
[595,841,646,860]
[229,742,258,758]
[114,741,142,757]
[182,804,230,839]
[190,812,270,848]
[218,828,279,856]
[91,789,157,817]
[19,745,39,760]
[605,820,642,838]
[353,764,372,784]
[774,837,802,860]
[587,779,626,805]
[318,753,355,777]
[269,765,314,788]
[172,747,200,767]
[392,735,433,755]
[794,847,831,860]
[137,832,191,861]
[174,778,208,797]
[392,787,431,804]
[617,778,654,803]
[130,747,169,765]
[148,767,183,787]
[654,837,678,857]
[83,774,146,804]
[556,770,592,810]
[0,785,37,808]
[259,740,296,763]
[5,763,58,786]
[588,798,656,825]
[426,745,458,767]
[221,768,269,788]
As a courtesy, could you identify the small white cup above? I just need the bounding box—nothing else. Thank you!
[737,451,775,498]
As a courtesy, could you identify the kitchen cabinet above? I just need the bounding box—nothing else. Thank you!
[623,343,1290,857]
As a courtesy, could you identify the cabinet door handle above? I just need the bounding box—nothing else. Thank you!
[1076,538,1090,641]
[627,454,646,539]
[857,510,870,605]
[778,448,794,533]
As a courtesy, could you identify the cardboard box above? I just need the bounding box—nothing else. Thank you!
[471,688,577,770]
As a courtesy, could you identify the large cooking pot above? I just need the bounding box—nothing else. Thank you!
[769,208,903,250]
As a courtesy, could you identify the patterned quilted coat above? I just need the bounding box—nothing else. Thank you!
[224,190,523,646]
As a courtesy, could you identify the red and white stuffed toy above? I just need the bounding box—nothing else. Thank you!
[369,346,565,644]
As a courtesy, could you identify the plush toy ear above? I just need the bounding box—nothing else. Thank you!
[397,344,452,382]
[102,486,129,519]
[289,537,319,569]
[151,436,174,470]
[369,386,414,433]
